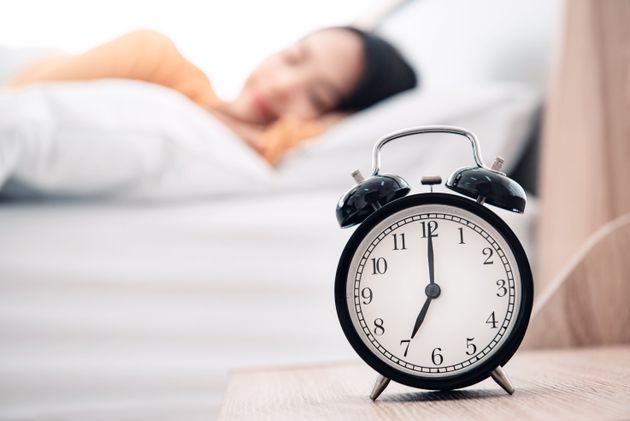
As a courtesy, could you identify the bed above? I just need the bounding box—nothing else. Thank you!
[0,0,558,418]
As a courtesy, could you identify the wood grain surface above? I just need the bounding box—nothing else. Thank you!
[218,346,630,420]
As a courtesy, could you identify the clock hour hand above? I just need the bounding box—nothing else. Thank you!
[411,257,442,340]
[410,296,432,339]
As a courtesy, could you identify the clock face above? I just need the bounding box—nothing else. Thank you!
[336,194,533,390]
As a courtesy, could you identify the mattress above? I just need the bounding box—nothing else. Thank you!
[0,189,536,420]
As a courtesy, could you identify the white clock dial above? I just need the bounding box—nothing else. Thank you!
[346,204,522,377]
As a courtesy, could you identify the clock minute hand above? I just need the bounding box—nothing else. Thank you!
[411,231,441,340]
[427,230,435,284]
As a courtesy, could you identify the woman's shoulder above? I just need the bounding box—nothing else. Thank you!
[119,29,176,47]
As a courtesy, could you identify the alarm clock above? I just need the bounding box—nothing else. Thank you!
[334,126,533,400]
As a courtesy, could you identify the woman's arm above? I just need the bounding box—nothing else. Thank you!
[207,109,346,165]
[7,30,216,106]
[259,112,347,165]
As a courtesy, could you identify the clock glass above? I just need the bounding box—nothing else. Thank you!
[343,201,523,379]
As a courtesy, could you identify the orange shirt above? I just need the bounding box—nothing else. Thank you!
[6,30,324,165]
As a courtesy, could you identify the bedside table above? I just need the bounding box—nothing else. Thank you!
[219,346,630,420]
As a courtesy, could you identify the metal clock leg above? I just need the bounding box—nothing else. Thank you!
[491,366,515,395]
[369,375,391,401]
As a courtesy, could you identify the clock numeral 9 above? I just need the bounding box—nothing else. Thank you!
[431,347,443,365]
[370,257,388,275]
[486,311,498,329]
[392,233,407,250]
[466,337,477,356]
[496,279,508,297]
[373,318,385,336]
[361,287,373,305]
[421,221,439,238]
[482,247,494,264]
[400,339,411,357]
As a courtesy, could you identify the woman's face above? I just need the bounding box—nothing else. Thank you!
[229,28,363,125]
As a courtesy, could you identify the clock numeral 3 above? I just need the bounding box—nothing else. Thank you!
[370,257,388,275]
[392,233,407,250]
[482,247,494,264]
[431,347,443,365]
[496,279,508,297]
[373,318,385,336]
[400,339,411,357]
[466,337,477,356]
[486,311,498,329]
[361,287,373,305]
[421,221,439,238]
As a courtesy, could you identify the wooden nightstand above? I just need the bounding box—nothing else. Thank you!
[219,346,630,420]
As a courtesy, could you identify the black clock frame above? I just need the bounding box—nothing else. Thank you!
[334,192,534,391]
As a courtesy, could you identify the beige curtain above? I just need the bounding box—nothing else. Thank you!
[525,0,630,349]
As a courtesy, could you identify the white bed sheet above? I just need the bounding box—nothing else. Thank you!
[0,190,537,420]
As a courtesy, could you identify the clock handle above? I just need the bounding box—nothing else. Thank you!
[370,125,489,176]
[368,124,527,213]
[369,374,391,401]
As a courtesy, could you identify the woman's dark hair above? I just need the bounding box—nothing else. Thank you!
[334,26,418,112]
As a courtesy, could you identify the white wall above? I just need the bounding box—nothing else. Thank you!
[379,0,563,91]
[0,0,381,99]
[1,0,562,97]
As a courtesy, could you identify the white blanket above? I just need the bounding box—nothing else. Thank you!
[0,80,537,200]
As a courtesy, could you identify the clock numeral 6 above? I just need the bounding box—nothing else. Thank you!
[486,311,498,329]
[400,339,411,357]
[496,279,508,297]
[370,257,388,275]
[482,247,494,264]
[431,347,443,365]
[466,337,477,356]
[373,318,385,336]
[361,287,373,305]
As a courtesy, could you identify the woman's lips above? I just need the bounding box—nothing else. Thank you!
[251,91,276,121]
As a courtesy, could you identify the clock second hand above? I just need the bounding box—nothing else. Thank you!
[410,228,441,339]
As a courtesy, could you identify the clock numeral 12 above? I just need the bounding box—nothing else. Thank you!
[370,257,388,275]
[421,221,439,238]
[392,233,407,250]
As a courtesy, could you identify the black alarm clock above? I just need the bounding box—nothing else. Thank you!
[334,126,533,400]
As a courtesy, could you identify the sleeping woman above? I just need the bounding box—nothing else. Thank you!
[6,27,417,166]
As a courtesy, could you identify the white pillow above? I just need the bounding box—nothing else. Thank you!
[0,80,273,200]
[273,83,538,193]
